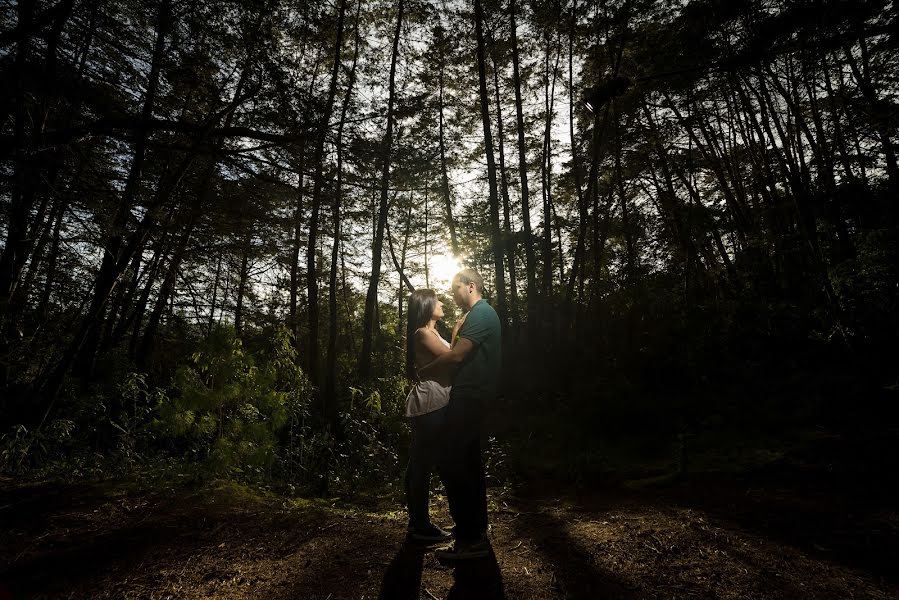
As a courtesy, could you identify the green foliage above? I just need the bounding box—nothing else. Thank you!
[111,372,167,465]
[154,326,312,480]
[332,375,408,494]
[831,229,899,340]
[0,420,75,474]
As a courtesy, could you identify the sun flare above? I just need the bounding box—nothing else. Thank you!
[428,253,465,292]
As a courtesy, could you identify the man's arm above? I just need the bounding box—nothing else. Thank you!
[418,337,475,380]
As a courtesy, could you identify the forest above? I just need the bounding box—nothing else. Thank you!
[1,0,898,597]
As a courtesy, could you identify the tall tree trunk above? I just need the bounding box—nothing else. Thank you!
[822,54,859,185]
[127,242,168,359]
[474,0,508,330]
[234,229,252,338]
[37,197,65,319]
[565,0,588,306]
[663,91,750,246]
[138,229,193,366]
[138,160,216,362]
[424,191,430,288]
[435,25,460,257]
[6,0,78,329]
[15,193,66,311]
[613,100,639,354]
[488,27,520,333]
[510,0,537,329]
[307,0,347,388]
[114,229,169,352]
[359,0,403,379]
[1,0,72,323]
[208,255,222,335]
[326,0,361,422]
[290,60,322,346]
[289,146,306,344]
[843,41,899,195]
[385,197,415,293]
[540,36,562,297]
[38,0,172,419]
[398,198,412,341]
[613,102,635,286]
[341,250,357,357]
[0,0,36,400]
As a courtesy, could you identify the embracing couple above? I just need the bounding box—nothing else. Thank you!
[403,268,501,561]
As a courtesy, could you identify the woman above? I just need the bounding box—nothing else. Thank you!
[403,289,458,542]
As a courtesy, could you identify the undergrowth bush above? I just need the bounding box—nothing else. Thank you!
[153,326,314,482]
[331,375,407,494]
[1,326,418,498]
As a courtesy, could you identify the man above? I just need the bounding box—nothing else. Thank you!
[418,268,501,560]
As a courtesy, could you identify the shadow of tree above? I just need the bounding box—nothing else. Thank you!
[512,507,638,600]
[378,538,427,600]
[446,544,505,600]
[1,482,379,600]
[660,456,899,584]
[2,514,199,596]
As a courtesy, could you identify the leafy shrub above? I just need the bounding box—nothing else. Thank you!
[153,326,312,481]
[0,420,76,475]
[331,375,408,494]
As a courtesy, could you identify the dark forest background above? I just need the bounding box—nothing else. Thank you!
[1,0,897,493]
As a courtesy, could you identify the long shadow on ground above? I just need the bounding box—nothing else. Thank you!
[445,544,505,600]
[0,481,380,599]
[511,504,638,600]
[379,538,427,600]
[379,538,506,600]
[659,430,899,583]
[510,428,899,594]
[0,481,118,536]
[3,518,186,596]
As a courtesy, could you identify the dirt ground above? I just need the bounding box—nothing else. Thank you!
[1,455,897,600]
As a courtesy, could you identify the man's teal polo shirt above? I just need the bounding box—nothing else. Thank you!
[453,299,501,399]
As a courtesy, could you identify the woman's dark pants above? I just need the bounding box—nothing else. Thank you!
[405,406,448,530]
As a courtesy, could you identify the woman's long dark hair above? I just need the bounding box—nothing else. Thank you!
[406,289,438,381]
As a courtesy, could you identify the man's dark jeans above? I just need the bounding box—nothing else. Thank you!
[438,394,488,542]
[405,405,448,529]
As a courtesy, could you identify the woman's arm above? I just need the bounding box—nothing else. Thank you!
[415,328,451,358]
[451,313,467,346]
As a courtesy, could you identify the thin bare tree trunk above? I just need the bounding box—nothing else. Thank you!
[436,26,460,257]
[398,198,412,340]
[289,147,306,343]
[208,255,222,334]
[290,58,322,346]
[326,0,361,419]
[510,0,537,329]
[474,0,508,330]
[234,229,252,338]
[565,0,588,307]
[540,36,562,297]
[307,0,347,387]
[38,0,172,418]
[360,0,403,379]
[487,26,520,333]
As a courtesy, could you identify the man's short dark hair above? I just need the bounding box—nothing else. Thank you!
[454,268,485,295]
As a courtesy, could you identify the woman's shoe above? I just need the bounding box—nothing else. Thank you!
[433,535,490,561]
[407,523,453,543]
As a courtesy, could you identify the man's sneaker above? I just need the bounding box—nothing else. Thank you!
[407,523,453,543]
[434,536,490,561]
